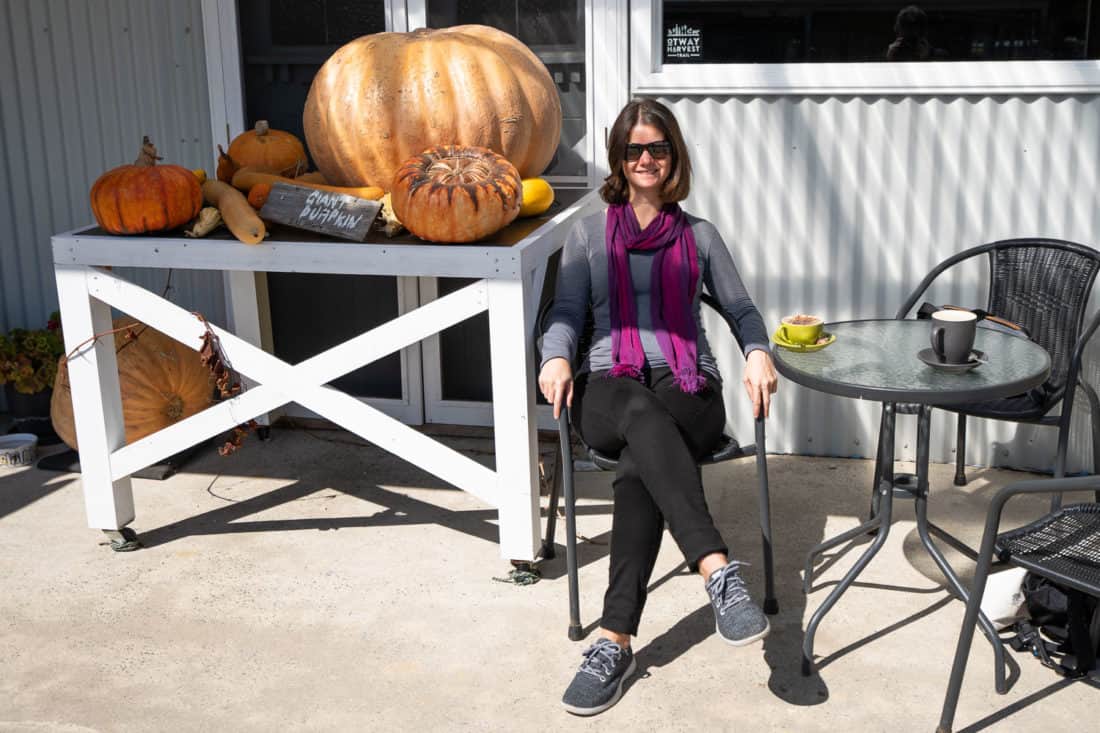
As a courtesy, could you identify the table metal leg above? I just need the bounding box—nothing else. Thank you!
[802,403,897,676]
[911,406,1017,694]
[869,406,890,522]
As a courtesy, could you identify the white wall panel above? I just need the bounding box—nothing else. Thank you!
[665,94,1100,474]
[0,0,224,399]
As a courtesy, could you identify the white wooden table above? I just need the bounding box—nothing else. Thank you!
[52,189,601,561]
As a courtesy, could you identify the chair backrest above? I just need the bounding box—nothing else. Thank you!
[536,298,594,373]
[985,240,1100,397]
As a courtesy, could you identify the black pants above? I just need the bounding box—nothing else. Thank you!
[573,367,728,636]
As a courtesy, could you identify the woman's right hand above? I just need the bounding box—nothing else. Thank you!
[538,357,574,420]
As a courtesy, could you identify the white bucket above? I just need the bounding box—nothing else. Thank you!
[0,433,38,469]
[979,566,1030,630]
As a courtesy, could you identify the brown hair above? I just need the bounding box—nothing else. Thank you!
[599,98,692,205]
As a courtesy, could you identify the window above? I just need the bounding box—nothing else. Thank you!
[426,1,588,178]
[268,0,385,47]
[634,0,1100,94]
[662,1,1100,65]
[237,0,406,401]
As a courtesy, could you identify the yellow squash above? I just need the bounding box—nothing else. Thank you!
[519,178,554,217]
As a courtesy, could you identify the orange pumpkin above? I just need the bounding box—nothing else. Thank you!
[303,25,561,189]
[90,137,202,235]
[390,145,521,243]
[51,318,214,451]
[224,120,308,178]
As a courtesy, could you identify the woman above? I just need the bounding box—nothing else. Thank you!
[539,99,778,716]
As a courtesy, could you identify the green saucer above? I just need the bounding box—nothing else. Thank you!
[772,330,836,352]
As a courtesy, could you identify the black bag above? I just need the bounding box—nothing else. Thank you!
[1009,573,1100,677]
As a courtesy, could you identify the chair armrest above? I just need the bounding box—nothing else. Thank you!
[895,248,989,320]
[1064,307,1100,398]
[754,413,766,450]
[557,405,575,470]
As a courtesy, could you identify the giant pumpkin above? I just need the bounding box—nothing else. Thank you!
[90,137,202,235]
[51,318,214,451]
[303,25,561,189]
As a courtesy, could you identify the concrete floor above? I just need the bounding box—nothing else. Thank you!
[0,426,1096,732]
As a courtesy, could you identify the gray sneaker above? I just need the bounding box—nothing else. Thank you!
[706,560,770,646]
[561,638,636,716]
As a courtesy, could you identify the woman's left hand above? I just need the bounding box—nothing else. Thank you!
[743,349,778,418]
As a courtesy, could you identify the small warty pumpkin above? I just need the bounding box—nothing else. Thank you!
[224,120,308,178]
[51,318,214,450]
[303,25,561,189]
[391,145,522,242]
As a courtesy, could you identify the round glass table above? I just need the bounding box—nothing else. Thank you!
[772,319,1051,687]
[771,319,1051,405]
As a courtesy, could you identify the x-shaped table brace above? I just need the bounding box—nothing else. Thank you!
[55,263,543,559]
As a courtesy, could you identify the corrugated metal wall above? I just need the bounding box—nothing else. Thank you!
[666,94,1100,473]
[0,0,223,408]
[3,1,1097,473]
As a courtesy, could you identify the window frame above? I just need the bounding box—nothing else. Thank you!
[632,0,1100,95]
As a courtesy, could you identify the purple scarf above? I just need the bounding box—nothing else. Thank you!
[605,202,704,393]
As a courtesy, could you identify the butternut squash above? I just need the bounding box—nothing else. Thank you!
[294,171,328,184]
[247,183,272,210]
[231,168,383,201]
[202,180,265,244]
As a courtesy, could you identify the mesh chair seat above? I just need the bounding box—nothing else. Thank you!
[938,476,1100,733]
[995,504,1100,593]
[944,391,1052,423]
[586,433,752,471]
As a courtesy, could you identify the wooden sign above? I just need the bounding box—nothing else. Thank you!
[260,182,382,241]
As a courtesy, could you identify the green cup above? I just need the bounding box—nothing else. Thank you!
[779,314,824,345]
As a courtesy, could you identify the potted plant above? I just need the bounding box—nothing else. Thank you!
[0,312,63,419]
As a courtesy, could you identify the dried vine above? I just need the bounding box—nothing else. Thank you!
[194,314,258,456]
[58,270,175,372]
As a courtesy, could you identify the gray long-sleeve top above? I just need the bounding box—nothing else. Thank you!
[541,209,771,382]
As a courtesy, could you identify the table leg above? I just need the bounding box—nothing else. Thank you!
[802,403,897,676]
[869,406,891,522]
[54,265,134,531]
[487,279,541,561]
[911,405,1017,694]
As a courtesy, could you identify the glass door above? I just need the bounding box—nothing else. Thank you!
[208,1,629,428]
[230,0,423,424]
[410,0,613,426]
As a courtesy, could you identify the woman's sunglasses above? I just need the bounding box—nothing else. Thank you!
[624,141,672,162]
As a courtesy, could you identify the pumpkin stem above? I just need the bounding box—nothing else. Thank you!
[255,120,269,137]
[216,144,239,183]
[165,395,185,421]
[135,136,163,166]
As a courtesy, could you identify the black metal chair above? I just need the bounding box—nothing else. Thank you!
[937,475,1100,733]
[895,238,1100,491]
[538,293,778,640]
